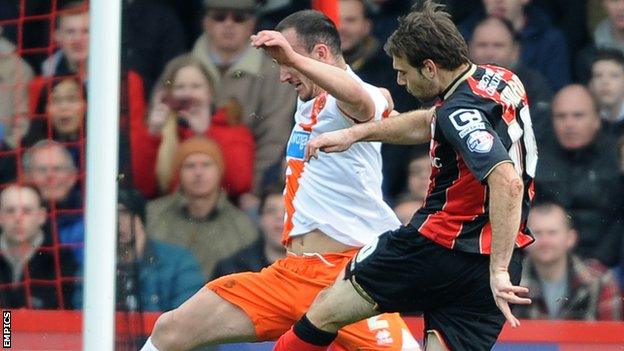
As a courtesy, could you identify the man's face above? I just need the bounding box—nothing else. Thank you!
[469,20,518,68]
[117,205,143,246]
[203,8,256,53]
[338,0,371,52]
[392,56,438,102]
[483,0,528,21]
[589,60,624,109]
[0,186,46,244]
[552,87,601,150]
[55,13,89,65]
[527,208,575,266]
[47,79,86,136]
[407,156,431,201]
[279,28,324,102]
[603,0,624,31]
[260,193,285,250]
[27,146,78,202]
[179,153,221,198]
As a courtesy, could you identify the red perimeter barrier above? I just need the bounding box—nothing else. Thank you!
[5,310,624,349]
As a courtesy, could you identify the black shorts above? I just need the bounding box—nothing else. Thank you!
[344,224,524,351]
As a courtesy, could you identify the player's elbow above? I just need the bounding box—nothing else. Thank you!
[488,163,523,198]
[347,87,376,122]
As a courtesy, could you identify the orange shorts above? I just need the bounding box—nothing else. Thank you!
[207,250,419,350]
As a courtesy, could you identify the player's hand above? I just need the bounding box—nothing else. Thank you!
[250,30,298,66]
[305,129,357,161]
[490,269,531,328]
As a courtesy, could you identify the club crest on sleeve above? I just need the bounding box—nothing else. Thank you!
[467,130,494,153]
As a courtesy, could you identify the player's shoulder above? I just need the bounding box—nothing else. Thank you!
[467,64,527,107]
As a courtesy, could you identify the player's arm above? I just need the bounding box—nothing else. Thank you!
[304,108,433,160]
[251,30,374,122]
[487,162,531,327]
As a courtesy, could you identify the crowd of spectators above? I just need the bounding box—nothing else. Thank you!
[0,0,623,325]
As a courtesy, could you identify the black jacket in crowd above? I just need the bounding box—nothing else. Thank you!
[536,131,624,266]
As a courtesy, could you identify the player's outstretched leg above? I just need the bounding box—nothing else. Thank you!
[141,287,256,351]
[273,278,377,351]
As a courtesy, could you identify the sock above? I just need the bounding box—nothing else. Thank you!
[294,315,338,346]
[273,327,331,351]
[140,337,160,351]
[273,315,338,351]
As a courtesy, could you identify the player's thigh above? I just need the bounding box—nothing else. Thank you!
[424,331,449,351]
[158,287,257,345]
[336,313,421,351]
[307,278,379,332]
[423,249,524,350]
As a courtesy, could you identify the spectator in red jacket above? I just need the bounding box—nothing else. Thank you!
[131,54,254,199]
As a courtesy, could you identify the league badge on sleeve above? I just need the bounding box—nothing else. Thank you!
[467,130,494,153]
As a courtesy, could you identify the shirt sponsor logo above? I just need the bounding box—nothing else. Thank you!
[449,109,486,138]
[467,130,494,153]
[286,130,310,159]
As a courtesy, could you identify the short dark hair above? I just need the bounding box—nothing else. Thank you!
[57,1,88,29]
[259,184,284,215]
[0,183,45,209]
[275,10,342,57]
[592,48,624,71]
[473,16,520,44]
[384,0,469,70]
[117,187,147,225]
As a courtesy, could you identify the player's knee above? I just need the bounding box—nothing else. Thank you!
[425,331,448,351]
[307,287,346,331]
[151,310,185,351]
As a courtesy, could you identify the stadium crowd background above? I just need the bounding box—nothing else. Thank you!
[0,0,624,346]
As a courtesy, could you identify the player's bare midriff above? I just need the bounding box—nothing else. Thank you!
[287,229,358,255]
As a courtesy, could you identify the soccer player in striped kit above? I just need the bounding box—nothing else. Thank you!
[273,1,538,350]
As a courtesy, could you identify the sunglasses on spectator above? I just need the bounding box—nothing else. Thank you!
[208,10,253,23]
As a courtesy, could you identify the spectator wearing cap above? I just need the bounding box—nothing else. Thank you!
[0,184,77,309]
[191,0,297,194]
[146,137,259,278]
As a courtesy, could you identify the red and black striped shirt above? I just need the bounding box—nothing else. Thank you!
[410,64,536,254]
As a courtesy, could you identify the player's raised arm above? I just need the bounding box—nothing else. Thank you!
[487,162,532,327]
[251,30,375,122]
[305,108,433,160]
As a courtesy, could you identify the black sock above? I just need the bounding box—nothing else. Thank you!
[293,314,338,346]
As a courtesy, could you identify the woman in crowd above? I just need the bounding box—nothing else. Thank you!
[132,54,254,199]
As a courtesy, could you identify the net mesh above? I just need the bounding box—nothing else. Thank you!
[0,1,146,348]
